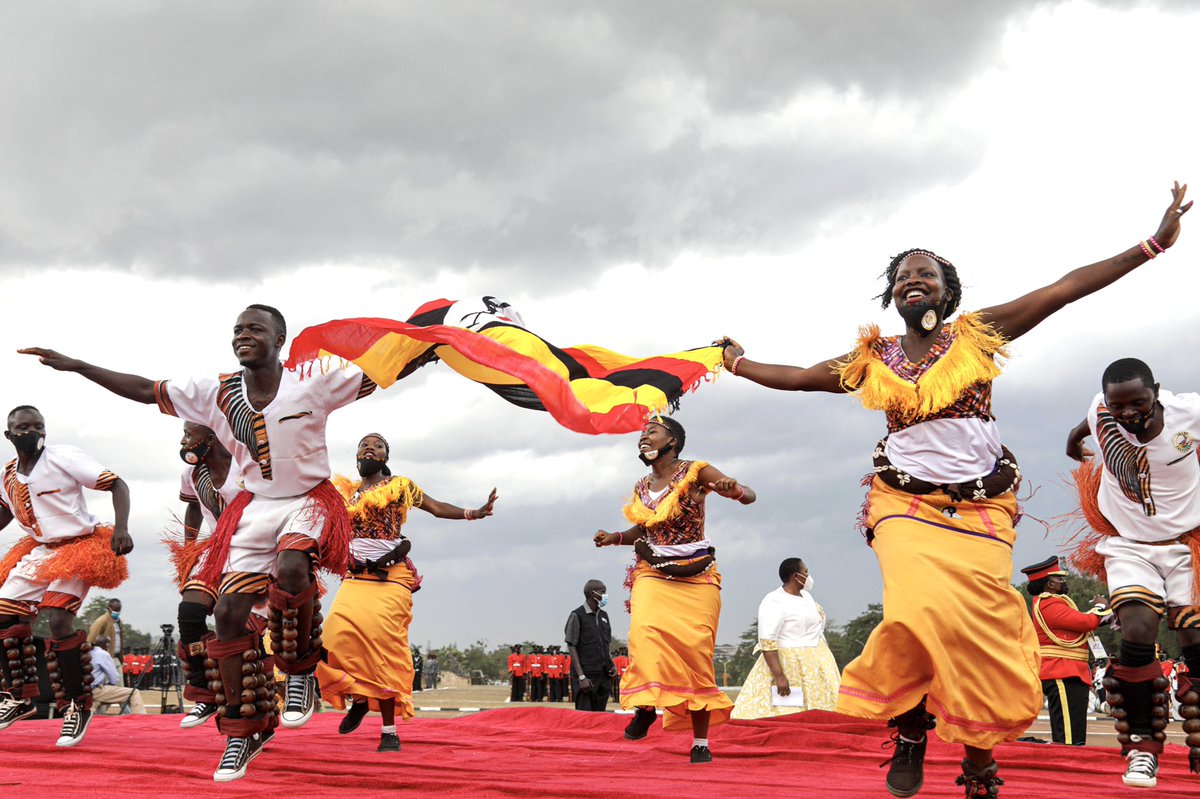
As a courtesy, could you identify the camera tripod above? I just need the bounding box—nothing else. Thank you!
[130,624,184,714]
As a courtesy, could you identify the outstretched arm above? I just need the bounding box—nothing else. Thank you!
[979,182,1191,341]
[1065,418,1094,462]
[714,338,847,393]
[18,348,156,404]
[417,487,498,520]
[593,524,644,547]
[696,464,756,505]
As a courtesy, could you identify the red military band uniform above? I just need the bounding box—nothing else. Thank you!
[507,653,527,677]
[1032,594,1106,683]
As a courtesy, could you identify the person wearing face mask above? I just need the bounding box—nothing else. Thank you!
[315,432,497,754]
[717,184,1190,797]
[167,421,243,730]
[87,597,124,661]
[731,558,841,720]
[593,416,755,764]
[1065,357,1200,787]
[0,405,132,747]
[1019,557,1110,747]
[564,579,616,712]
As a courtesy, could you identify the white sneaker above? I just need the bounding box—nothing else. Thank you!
[213,734,265,782]
[1122,749,1158,788]
[280,673,316,728]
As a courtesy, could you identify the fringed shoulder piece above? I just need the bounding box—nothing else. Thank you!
[834,312,1008,421]
[339,474,424,527]
[622,460,708,528]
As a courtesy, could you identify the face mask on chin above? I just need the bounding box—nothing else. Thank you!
[9,431,45,455]
[1116,403,1157,435]
[357,458,387,477]
[638,442,674,466]
[179,440,211,465]
[898,301,942,336]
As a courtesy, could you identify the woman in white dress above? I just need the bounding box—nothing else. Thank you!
[731,558,841,719]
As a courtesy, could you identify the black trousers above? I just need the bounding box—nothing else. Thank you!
[573,674,611,712]
[510,674,525,702]
[530,675,545,701]
[1043,677,1091,745]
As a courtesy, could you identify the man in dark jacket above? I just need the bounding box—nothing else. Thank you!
[564,579,616,711]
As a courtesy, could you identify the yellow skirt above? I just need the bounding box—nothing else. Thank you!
[835,479,1041,749]
[315,563,417,721]
[730,643,841,720]
[620,561,733,731]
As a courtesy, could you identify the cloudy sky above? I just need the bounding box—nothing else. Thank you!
[1,1,1198,655]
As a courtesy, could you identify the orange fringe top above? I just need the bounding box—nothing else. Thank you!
[623,460,708,529]
[834,312,1008,425]
[334,474,424,539]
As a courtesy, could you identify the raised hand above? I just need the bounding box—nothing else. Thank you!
[712,337,745,371]
[17,347,83,372]
[475,487,499,518]
[1152,181,1192,250]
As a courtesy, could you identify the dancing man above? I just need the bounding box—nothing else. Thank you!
[171,421,241,729]
[593,416,755,763]
[1019,556,1110,746]
[0,405,132,746]
[21,303,374,781]
[1066,357,1200,787]
[316,432,497,752]
[718,183,1189,796]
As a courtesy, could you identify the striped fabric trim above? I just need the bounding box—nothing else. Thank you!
[1052,679,1076,745]
[153,380,178,417]
[215,373,273,480]
[180,579,218,602]
[94,471,119,491]
[1168,605,1200,630]
[40,591,83,613]
[1095,403,1155,516]
[0,598,33,617]
[278,533,318,554]
[218,571,271,596]
[2,460,41,536]
[356,374,377,400]
[1110,585,1166,614]
[193,463,225,519]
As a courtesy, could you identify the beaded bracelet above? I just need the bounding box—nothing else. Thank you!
[463,508,478,520]
[1148,236,1165,254]
[731,485,745,502]
[730,355,746,376]
[1139,240,1157,260]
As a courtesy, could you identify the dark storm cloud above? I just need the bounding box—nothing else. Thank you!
[1,1,1155,280]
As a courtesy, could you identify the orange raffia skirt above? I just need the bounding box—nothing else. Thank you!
[0,526,127,590]
[620,561,732,731]
[835,479,1041,749]
[315,562,419,721]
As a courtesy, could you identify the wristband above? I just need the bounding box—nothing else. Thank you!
[731,485,745,501]
[1148,236,1165,254]
[1139,240,1157,260]
[730,355,746,375]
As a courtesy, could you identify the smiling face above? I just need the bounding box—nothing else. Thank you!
[638,422,676,462]
[231,308,284,367]
[357,434,388,464]
[891,254,948,311]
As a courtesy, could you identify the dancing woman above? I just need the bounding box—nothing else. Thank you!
[593,416,755,764]
[718,183,1190,797]
[315,433,497,753]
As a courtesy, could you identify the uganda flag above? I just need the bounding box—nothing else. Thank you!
[285,296,725,435]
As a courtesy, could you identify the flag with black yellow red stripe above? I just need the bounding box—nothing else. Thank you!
[285,296,724,435]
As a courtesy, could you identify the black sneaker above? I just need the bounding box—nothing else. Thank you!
[0,694,35,731]
[281,674,316,728]
[55,700,92,747]
[180,701,219,729]
[339,701,370,735]
[690,745,712,764]
[213,734,266,782]
[377,732,401,752]
[881,732,927,797]
[623,707,657,740]
[956,759,1003,797]
[1122,750,1158,788]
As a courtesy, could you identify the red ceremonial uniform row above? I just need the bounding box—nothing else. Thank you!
[122,654,153,677]
[507,653,526,677]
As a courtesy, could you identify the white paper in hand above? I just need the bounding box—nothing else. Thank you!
[771,684,805,707]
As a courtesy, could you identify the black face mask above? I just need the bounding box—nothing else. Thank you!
[638,443,674,466]
[898,300,943,337]
[179,440,211,465]
[357,458,388,477]
[1116,402,1158,435]
[9,431,45,454]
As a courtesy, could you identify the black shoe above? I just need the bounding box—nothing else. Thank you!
[260,728,275,748]
[281,673,316,728]
[690,745,712,764]
[213,733,266,782]
[180,701,219,729]
[881,733,927,798]
[0,694,35,731]
[623,708,657,740]
[377,732,401,752]
[55,700,93,747]
[956,759,1003,797]
[339,701,370,735]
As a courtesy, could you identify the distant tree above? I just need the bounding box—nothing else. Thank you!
[33,594,152,651]
[835,603,883,669]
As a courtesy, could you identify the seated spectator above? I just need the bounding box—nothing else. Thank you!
[90,635,146,715]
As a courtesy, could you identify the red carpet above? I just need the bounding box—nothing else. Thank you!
[2,708,1197,798]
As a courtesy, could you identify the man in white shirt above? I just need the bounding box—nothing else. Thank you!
[1066,357,1200,787]
[21,304,377,781]
[0,405,132,747]
[90,634,145,714]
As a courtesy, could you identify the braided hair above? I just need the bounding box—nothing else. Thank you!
[876,248,963,317]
